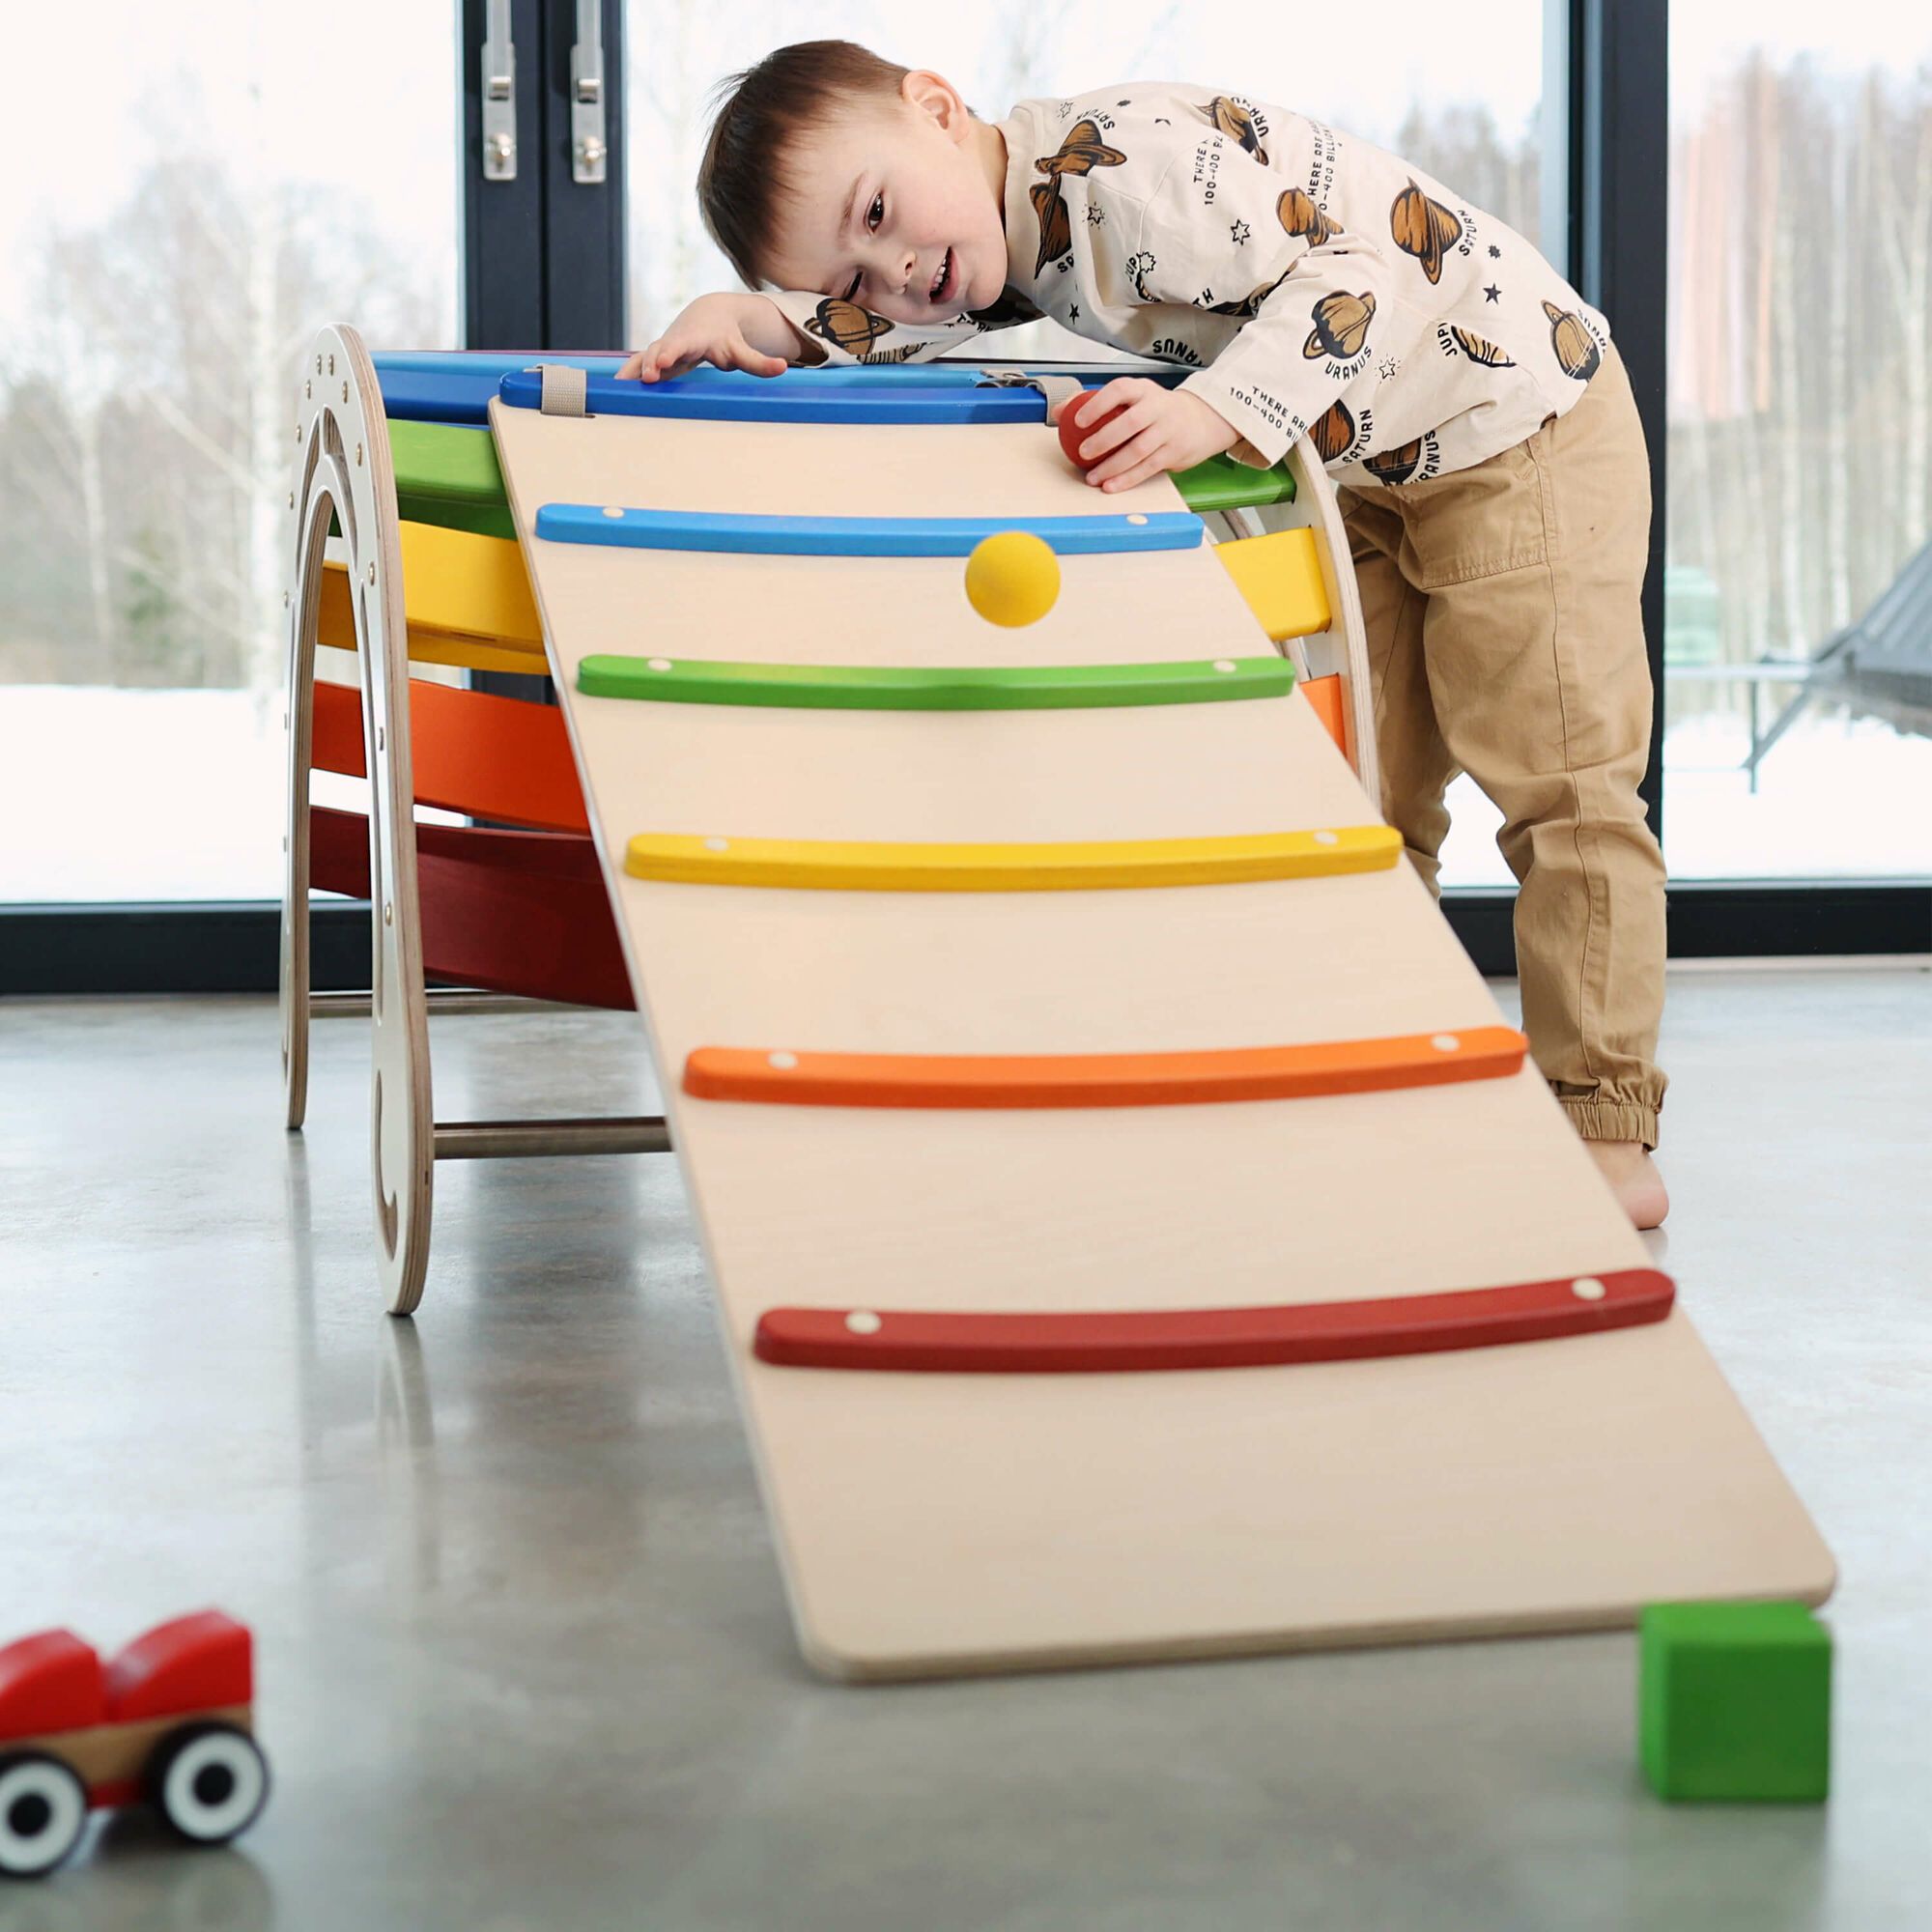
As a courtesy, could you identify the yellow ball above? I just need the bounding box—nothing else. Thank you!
[964,531,1060,628]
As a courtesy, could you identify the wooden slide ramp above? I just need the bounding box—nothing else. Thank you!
[486,376,1831,1680]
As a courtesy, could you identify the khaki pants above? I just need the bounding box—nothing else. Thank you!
[1335,344,1666,1148]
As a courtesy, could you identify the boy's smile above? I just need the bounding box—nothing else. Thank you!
[761,71,1009,324]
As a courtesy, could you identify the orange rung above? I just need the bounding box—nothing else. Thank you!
[683,1026,1528,1109]
[1301,673,1348,756]
[310,677,588,833]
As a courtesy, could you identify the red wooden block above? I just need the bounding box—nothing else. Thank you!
[1058,395,1127,471]
[104,1610,252,1722]
[0,1631,104,1741]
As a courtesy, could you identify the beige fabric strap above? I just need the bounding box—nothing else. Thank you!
[978,370,1084,421]
[538,364,589,417]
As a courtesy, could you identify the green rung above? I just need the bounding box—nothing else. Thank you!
[577,654,1295,710]
[389,420,516,540]
[374,422,1292,538]
[1173,452,1298,514]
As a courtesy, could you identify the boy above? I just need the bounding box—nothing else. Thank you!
[621,41,1668,1228]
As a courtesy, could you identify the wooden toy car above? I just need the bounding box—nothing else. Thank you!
[0,1610,268,1878]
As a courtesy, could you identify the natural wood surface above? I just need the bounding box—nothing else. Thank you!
[289,328,435,1315]
[489,391,1833,1679]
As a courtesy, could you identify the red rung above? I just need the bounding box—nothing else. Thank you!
[754,1268,1676,1374]
[309,807,634,1010]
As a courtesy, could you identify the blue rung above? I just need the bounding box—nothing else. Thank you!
[534,504,1204,556]
[497,368,1048,424]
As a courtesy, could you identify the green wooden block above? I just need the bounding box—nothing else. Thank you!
[387,419,517,541]
[1638,1602,1832,1802]
[1172,451,1297,514]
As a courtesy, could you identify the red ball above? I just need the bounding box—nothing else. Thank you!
[1058,395,1126,471]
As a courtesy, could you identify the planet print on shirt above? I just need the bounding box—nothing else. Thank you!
[1309,399,1355,463]
[1364,439,1424,484]
[1303,291,1376,361]
[1203,270,1290,320]
[1277,187,1339,247]
[1201,96,1269,164]
[1030,120,1127,275]
[1390,179,1463,285]
[1448,327,1514,368]
[1543,300,1603,380]
[804,300,895,357]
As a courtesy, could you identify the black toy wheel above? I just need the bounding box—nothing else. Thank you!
[0,1749,89,1879]
[145,1722,270,1846]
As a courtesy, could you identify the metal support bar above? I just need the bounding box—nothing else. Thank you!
[309,988,603,1017]
[433,1117,672,1159]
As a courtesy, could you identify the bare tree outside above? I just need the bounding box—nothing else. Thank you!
[1667,58,1932,703]
[0,75,446,696]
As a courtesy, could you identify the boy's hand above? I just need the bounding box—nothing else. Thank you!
[617,293,797,382]
[1051,380,1241,492]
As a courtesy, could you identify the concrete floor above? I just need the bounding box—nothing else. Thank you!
[1,965,1927,1931]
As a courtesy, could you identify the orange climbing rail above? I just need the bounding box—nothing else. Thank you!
[683,1025,1528,1110]
[312,676,587,833]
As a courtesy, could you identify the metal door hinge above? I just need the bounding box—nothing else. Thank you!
[482,0,517,181]
[571,0,608,184]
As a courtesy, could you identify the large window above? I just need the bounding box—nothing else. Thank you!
[0,5,459,903]
[11,6,1915,985]
[1662,8,1932,882]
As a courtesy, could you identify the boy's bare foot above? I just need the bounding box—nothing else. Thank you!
[1586,1140,1669,1230]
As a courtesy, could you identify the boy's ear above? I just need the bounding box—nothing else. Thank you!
[902,70,971,140]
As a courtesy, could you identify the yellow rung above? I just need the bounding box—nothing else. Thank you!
[320,520,543,664]
[1215,526,1332,643]
[315,568,549,672]
[624,827,1402,892]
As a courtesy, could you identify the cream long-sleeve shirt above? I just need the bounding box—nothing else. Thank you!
[762,83,1611,487]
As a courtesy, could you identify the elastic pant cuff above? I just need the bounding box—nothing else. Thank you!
[1560,1098,1660,1151]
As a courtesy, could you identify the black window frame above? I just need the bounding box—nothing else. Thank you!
[2,0,1925,995]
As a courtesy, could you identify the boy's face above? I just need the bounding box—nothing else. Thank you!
[762,72,1008,323]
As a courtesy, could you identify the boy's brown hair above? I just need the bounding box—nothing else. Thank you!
[699,41,911,290]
